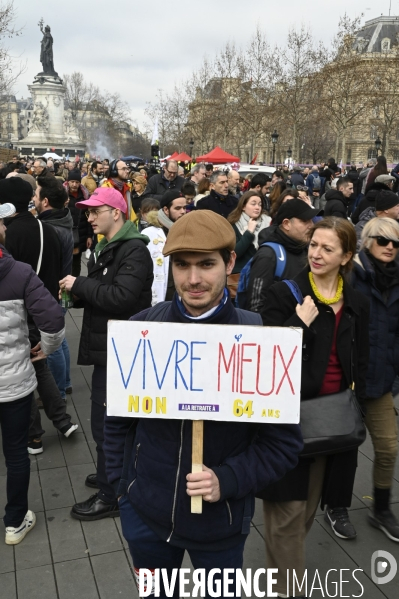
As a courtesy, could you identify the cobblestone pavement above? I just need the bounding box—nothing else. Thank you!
[0,303,398,598]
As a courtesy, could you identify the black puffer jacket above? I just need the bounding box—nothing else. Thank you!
[142,173,185,201]
[351,251,399,398]
[4,211,62,300]
[196,190,239,218]
[38,208,74,277]
[72,226,153,367]
[246,225,308,321]
[323,189,348,218]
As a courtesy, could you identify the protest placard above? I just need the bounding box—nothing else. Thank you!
[107,320,302,424]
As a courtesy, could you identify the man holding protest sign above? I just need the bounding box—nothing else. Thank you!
[104,210,303,597]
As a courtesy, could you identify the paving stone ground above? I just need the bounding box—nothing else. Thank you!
[1,280,398,598]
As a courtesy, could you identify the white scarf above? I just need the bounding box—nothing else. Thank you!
[235,212,271,249]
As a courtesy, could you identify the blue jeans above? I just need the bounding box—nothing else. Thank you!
[0,393,33,527]
[47,337,71,399]
[119,497,246,598]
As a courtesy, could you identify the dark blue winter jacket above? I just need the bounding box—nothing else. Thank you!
[351,251,399,398]
[104,294,303,550]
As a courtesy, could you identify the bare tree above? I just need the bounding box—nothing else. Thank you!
[165,83,190,152]
[320,14,370,165]
[236,27,274,160]
[63,72,99,126]
[211,41,241,152]
[368,45,399,159]
[0,2,25,99]
[271,26,324,162]
[186,57,217,155]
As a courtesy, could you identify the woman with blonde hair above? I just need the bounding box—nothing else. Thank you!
[348,216,399,541]
[261,217,369,597]
[131,174,147,214]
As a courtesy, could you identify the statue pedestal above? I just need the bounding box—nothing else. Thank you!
[18,73,84,157]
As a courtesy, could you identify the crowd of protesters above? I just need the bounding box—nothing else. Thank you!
[0,151,399,598]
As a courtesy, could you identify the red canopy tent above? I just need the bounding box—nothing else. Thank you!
[195,146,240,164]
[174,152,192,162]
[167,152,179,160]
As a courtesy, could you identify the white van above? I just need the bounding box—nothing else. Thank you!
[238,164,275,178]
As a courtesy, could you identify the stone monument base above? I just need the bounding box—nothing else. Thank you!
[18,142,85,159]
[18,70,83,157]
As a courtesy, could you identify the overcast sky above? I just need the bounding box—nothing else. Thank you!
[9,0,395,130]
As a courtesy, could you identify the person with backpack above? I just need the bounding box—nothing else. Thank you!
[244,200,318,321]
[103,210,303,596]
[306,166,324,209]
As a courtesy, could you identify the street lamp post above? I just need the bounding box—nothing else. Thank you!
[271,129,279,166]
[375,135,382,157]
[189,138,194,158]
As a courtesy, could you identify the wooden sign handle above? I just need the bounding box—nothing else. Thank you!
[191,419,204,514]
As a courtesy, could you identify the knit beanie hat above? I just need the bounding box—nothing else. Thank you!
[0,177,33,212]
[160,189,183,208]
[68,169,81,182]
[376,190,399,211]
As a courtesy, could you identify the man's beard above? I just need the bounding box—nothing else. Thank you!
[178,279,225,313]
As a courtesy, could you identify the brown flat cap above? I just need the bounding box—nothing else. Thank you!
[163,210,236,256]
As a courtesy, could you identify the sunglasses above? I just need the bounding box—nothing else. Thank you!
[296,185,308,191]
[369,235,399,249]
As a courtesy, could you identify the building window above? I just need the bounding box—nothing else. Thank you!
[381,38,391,52]
[368,148,377,159]
[392,150,399,161]
[370,126,378,140]
[262,151,266,162]
[346,149,352,163]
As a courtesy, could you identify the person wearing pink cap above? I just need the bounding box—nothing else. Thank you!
[59,187,154,521]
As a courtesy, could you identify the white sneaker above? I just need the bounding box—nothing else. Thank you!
[5,510,36,545]
[60,423,79,438]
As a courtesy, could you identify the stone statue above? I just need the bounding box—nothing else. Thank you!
[64,111,79,139]
[30,100,49,133]
[38,18,58,76]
